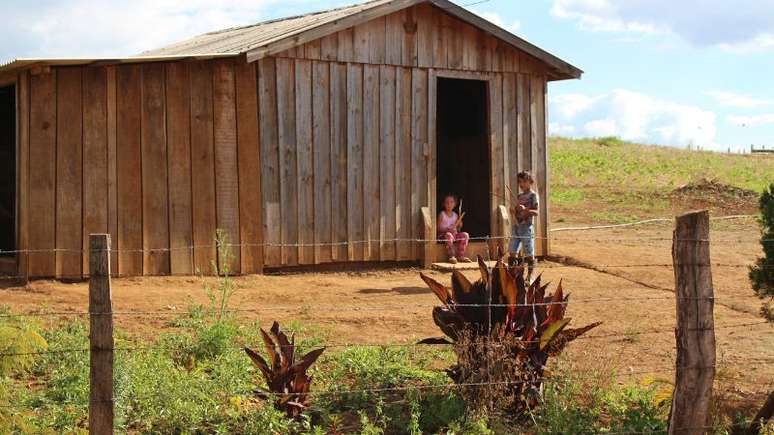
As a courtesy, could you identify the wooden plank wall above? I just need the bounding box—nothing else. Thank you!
[18,58,263,278]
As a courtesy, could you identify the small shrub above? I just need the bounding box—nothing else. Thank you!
[0,324,48,376]
[750,183,774,321]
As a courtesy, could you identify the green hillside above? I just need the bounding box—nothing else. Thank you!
[548,136,774,224]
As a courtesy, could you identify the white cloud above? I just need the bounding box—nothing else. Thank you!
[727,114,774,127]
[551,0,774,51]
[705,91,773,109]
[549,89,719,149]
[475,11,522,34]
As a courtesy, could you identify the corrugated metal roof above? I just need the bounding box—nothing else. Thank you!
[142,0,393,56]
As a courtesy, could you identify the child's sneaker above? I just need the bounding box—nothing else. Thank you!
[460,257,473,263]
[449,256,458,264]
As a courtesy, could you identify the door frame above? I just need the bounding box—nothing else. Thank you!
[430,69,497,257]
[0,75,18,276]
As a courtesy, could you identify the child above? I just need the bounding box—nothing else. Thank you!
[438,193,471,264]
[509,172,539,282]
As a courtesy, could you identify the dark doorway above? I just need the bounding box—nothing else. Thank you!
[436,78,490,238]
[0,85,16,257]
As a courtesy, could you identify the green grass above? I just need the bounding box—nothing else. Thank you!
[549,136,774,222]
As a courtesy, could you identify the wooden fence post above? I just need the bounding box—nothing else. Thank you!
[669,211,716,435]
[89,234,113,435]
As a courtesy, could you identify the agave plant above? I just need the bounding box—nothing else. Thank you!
[244,321,325,418]
[419,256,601,413]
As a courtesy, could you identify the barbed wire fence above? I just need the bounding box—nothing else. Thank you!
[1,212,772,433]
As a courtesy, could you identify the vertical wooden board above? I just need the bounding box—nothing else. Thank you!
[305,39,322,60]
[489,74,504,237]
[166,62,194,275]
[276,58,299,266]
[106,67,118,275]
[402,8,418,67]
[411,68,428,260]
[338,28,355,63]
[82,67,109,276]
[115,65,143,276]
[212,61,241,272]
[395,68,412,260]
[531,76,548,257]
[189,61,218,273]
[346,63,364,261]
[462,25,478,71]
[427,69,437,242]
[258,59,281,267]
[312,61,332,264]
[16,73,29,279]
[379,66,396,261]
[432,11,448,69]
[141,64,170,275]
[385,11,404,65]
[446,16,463,69]
[363,65,380,261]
[416,3,434,68]
[330,63,349,262]
[235,62,263,274]
[354,22,370,64]
[503,73,517,208]
[321,34,338,61]
[517,74,531,173]
[55,68,83,279]
[477,30,492,72]
[368,17,387,64]
[489,38,502,72]
[295,59,314,265]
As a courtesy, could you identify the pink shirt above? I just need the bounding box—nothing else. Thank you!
[438,211,458,235]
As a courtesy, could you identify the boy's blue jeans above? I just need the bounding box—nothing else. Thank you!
[509,224,535,257]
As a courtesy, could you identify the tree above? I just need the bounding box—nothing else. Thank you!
[750,183,774,322]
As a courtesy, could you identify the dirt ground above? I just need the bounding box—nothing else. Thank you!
[2,218,772,409]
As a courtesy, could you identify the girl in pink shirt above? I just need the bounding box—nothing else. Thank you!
[437,193,471,264]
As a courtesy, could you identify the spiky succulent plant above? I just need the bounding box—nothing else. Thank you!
[244,321,325,418]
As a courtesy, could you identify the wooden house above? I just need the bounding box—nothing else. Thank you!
[0,0,581,279]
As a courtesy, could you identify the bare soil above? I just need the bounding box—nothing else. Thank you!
[1,219,771,410]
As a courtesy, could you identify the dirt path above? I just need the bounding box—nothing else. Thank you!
[1,220,771,405]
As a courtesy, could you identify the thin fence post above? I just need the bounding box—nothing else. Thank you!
[89,234,113,435]
[669,211,716,435]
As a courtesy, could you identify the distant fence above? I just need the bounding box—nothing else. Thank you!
[751,145,774,154]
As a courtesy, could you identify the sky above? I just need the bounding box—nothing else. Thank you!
[2,0,774,152]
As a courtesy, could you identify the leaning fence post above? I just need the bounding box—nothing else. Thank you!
[89,234,114,435]
[669,211,716,435]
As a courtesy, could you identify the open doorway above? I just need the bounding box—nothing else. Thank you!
[0,85,16,258]
[436,78,490,238]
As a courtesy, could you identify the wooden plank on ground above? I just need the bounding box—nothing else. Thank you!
[363,65,380,262]
[106,67,118,275]
[395,67,412,260]
[141,63,170,276]
[115,65,143,276]
[212,60,241,273]
[295,59,314,265]
[82,67,109,276]
[379,65,396,261]
[312,61,332,264]
[189,61,217,273]
[56,67,83,279]
[258,58,281,267]
[28,71,57,277]
[235,62,263,274]
[16,73,29,280]
[411,68,428,260]
[346,63,364,261]
[490,74,504,240]
[330,63,349,262]
[276,58,298,266]
[165,62,194,275]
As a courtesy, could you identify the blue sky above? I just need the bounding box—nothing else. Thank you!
[2,0,774,152]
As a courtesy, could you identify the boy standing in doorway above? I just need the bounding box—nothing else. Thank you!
[509,171,539,283]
